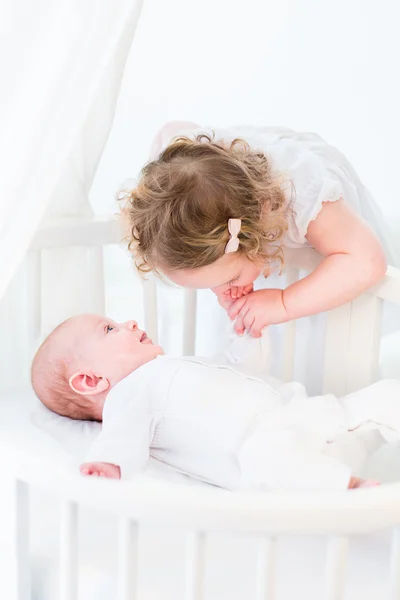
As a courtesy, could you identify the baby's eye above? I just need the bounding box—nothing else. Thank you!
[106,325,114,333]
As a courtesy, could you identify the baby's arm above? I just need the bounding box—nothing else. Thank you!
[81,396,153,479]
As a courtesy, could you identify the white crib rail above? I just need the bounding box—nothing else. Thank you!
[4,225,400,599]
[5,444,400,600]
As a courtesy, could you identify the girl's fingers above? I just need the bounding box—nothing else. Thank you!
[242,311,255,333]
[250,314,264,338]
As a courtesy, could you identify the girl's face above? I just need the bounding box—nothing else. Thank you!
[163,253,264,294]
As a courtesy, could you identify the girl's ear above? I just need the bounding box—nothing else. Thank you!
[68,372,110,396]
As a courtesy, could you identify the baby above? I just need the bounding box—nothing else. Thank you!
[31,314,400,491]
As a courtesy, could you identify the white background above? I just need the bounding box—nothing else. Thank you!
[91,0,400,222]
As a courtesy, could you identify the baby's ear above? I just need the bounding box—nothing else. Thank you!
[69,372,110,396]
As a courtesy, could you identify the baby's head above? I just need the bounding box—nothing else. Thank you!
[122,133,289,293]
[31,314,163,421]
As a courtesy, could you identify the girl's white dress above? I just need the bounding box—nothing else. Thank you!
[154,125,398,392]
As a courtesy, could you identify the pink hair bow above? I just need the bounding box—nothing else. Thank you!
[224,218,241,254]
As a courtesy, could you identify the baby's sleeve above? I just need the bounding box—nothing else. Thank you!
[85,397,154,479]
[215,328,272,377]
[281,145,345,247]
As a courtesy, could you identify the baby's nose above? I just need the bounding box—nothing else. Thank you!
[125,320,138,331]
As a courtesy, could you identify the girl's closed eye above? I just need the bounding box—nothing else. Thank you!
[228,276,240,287]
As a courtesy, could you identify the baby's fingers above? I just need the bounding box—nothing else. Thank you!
[216,291,233,311]
[242,284,254,295]
[228,296,247,320]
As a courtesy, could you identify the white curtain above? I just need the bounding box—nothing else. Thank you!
[0,0,144,301]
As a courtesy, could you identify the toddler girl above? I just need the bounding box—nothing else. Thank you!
[121,121,395,340]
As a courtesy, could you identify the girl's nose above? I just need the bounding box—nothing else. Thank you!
[125,320,138,331]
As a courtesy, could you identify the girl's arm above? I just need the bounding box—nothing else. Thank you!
[283,199,387,319]
[230,200,387,336]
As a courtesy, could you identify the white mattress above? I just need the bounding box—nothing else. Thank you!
[0,387,399,599]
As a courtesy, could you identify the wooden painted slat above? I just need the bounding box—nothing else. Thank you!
[16,481,31,600]
[87,246,105,315]
[281,267,299,382]
[390,527,400,599]
[185,532,205,600]
[117,519,138,600]
[143,277,158,344]
[59,501,78,600]
[183,289,197,355]
[323,303,352,396]
[324,536,349,600]
[26,250,42,349]
[256,536,277,600]
[345,293,382,393]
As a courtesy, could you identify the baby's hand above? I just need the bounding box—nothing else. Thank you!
[229,289,288,337]
[214,284,254,311]
[80,462,121,479]
[228,284,254,300]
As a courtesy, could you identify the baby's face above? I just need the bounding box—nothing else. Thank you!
[65,314,163,386]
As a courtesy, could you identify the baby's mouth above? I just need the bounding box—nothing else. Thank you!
[140,332,152,344]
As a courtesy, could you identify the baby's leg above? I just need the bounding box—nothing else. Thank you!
[348,476,380,489]
[238,425,352,492]
[341,379,400,440]
[80,462,121,479]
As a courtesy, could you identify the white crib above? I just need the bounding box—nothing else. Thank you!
[2,212,400,600]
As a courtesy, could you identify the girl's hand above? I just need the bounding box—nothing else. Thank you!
[228,289,288,337]
[80,462,121,479]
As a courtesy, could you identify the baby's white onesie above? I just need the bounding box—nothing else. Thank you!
[85,333,400,491]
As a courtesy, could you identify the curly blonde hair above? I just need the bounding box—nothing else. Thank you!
[120,133,291,276]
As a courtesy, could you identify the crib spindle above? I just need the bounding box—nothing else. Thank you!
[117,518,139,600]
[87,246,106,315]
[14,480,30,600]
[143,277,159,344]
[346,292,382,393]
[26,250,42,349]
[324,536,349,600]
[323,304,352,396]
[59,501,78,600]
[281,267,299,381]
[183,289,197,355]
[255,536,277,600]
[185,531,206,600]
[390,527,400,599]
